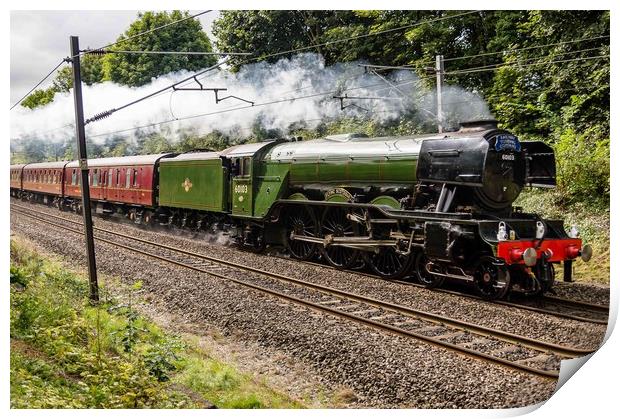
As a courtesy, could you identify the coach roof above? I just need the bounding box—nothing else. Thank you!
[65,153,176,168]
[23,161,70,170]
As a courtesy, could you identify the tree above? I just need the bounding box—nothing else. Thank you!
[20,88,56,109]
[102,11,216,86]
[212,11,356,71]
[21,10,214,108]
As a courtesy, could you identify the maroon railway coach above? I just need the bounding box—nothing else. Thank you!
[10,164,27,197]
[63,154,174,217]
[20,161,68,205]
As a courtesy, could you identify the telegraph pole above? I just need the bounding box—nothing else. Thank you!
[435,54,445,133]
[70,35,99,302]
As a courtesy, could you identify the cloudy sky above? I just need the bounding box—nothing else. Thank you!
[10,10,219,105]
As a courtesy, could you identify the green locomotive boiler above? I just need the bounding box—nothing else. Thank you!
[153,120,591,299]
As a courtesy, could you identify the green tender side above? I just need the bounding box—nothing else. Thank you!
[159,158,227,212]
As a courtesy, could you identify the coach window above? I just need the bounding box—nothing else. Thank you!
[126,169,131,188]
[92,169,98,186]
[72,169,77,185]
[108,170,113,187]
[133,169,139,187]
[116,169,120,186]
[102,170,107,187]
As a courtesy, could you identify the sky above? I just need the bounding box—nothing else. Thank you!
[9,10,219,105]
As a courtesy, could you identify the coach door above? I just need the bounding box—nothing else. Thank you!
[101,169,109,200]
[231,156,253,217]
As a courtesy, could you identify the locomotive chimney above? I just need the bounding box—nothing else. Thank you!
[458,119,499,132]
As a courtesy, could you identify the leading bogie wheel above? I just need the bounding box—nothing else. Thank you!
[320,207,360,269]
[473,256,511,300]
[414,251,445,288]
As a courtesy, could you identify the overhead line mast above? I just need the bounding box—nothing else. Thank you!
[69,36,99,302]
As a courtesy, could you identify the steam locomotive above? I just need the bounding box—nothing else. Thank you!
[10,120,592,299]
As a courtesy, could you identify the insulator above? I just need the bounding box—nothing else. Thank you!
[85,109,116,125]
[85,49,108,56]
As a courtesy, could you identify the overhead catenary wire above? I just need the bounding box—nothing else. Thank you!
[83,10,484,123]
[84,57,230,125]
[443,46,608,74]
[13,12,609,141]
[10,59,68,110]
[446,54,610,75]
[16,53,608,142]
[251,10,483,64]
[14,80,605,144]
[441,34,610,63]
[85,49,252,56]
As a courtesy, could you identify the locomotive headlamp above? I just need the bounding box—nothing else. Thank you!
[581,244,593,262]
[523,248,538,267]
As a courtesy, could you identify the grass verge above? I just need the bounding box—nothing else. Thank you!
[10,238,303,409]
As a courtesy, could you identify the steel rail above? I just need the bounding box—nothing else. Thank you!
[9,203,592,354]
[276,255,609,325]
[11,204,599,379]
[10,201,608,324]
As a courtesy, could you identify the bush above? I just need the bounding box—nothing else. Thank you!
[554,129,609,207]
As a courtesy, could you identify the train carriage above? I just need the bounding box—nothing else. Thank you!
[21,161,68,205]
[10,164,26,197]
[10,121,593,299]
[63,154,174,216]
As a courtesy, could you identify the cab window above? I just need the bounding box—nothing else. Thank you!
[241,157,251,177]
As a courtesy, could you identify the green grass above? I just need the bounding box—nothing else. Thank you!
[515,189,610,284]
[10,238,303,409]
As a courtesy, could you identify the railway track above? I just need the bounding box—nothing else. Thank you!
[12,202,599,379]
[273,254,609,325]
[12,199,608,324]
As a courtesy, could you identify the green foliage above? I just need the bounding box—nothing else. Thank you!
[554,129,609,206]
[20,88,56,109]
[212,11,350,71]
[13,11,610,215]
[10,240,303,408]
[9,242,192,408]
[103,11,216,87]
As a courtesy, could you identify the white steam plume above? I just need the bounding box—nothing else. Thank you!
[10,53,493,145]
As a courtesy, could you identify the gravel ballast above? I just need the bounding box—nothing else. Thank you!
[10,203,610,408]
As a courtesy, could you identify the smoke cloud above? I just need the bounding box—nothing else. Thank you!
[10,53,493,146]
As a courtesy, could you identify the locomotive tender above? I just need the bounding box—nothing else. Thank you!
[10,120,592,299]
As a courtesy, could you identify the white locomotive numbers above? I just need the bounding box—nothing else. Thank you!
[501,154,515,161]
[234,184,249,194]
